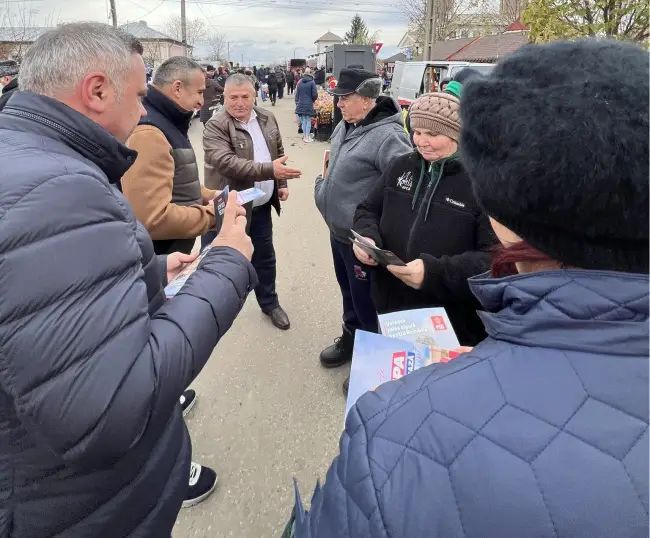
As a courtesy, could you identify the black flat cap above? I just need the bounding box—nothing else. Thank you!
[0,60,19,77]
[328,68,381,98]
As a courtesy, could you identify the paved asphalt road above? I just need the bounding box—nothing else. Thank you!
[174,95,345,537]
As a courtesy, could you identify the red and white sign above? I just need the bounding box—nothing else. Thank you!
[431,315,448,331]
[371,43,383,55]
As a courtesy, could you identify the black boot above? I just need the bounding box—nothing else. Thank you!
[320,325,355,368]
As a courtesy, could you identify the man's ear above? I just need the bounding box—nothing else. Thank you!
[171,79,183,97]
[79,72,112,113]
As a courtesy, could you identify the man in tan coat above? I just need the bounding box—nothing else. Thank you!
[122,56,216,255]
[203,73,301,330]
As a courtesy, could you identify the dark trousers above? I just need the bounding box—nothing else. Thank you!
[330,235,378,333]
[269,89,277,104]
[287,82,295,94]
[201,202,279,312]
[278,84,284,99]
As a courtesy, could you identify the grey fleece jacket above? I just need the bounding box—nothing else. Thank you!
[315,96,411,243]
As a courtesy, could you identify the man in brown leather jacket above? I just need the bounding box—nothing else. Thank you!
[203,73,301,330]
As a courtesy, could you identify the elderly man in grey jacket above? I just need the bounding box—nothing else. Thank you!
[315,68,411,394]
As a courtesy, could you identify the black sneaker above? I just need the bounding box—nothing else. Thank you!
[180,389,197,418]
[183,462,218,508]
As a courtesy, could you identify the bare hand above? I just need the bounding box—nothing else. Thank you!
[278,187,289,201]
[387,259,425,289]
[167,251,199,283]
[352,237,378,266]
[273,156,302,181]
[211,191,253,260]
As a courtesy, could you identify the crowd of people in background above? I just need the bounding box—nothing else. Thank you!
[0,21,647,538]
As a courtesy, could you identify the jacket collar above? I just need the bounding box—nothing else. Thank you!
[143,85,194,136]
[470,270,649,356]
[2,91,136,184]
[2,76,18,94]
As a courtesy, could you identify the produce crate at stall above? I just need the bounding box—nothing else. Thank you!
[314,89,333,141]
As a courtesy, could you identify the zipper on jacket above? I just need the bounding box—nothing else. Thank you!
[3,108,102,156]
[405,162,436,257]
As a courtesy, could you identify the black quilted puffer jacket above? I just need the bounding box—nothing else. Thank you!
[0,91,256,537]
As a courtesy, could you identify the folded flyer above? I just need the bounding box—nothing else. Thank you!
[378,307,460,349]
[213,185,229,233]
[345,331,430,420]
[350,230,406,267]
[237,187,266,205]
[164,247,211,299]
[345,308,462,420]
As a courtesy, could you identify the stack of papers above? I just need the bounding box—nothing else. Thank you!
[345,307,462,420]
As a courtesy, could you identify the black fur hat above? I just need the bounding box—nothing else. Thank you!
[461,39,649,273]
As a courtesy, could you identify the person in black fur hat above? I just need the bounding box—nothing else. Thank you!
[461,39,649,273]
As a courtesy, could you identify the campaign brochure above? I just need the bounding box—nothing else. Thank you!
[350,230,406,267]
[345,331,429,420]
[378,307,460,350]
[237,187,266,205]
[212,185,229,233]
[164,247,212,299]
[345,308,462,420]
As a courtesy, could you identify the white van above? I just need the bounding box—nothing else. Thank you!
[390,61,494,108]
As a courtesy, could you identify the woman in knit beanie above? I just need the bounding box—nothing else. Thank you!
[289,39,648,538]
[352,73,497,349]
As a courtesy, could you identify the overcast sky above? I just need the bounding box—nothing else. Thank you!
[23,0,406,65]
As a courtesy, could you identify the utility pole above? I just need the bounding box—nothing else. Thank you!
[180,0,187,56]
[109,0,117,28]
[423,0,436,61]
[227,41,230,64]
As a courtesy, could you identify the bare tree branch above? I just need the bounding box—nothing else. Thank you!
[164,15,207,49]
[205,30,227,62]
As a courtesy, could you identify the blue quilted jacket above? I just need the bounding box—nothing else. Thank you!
[0,92,256,537]
[295,270,649,538]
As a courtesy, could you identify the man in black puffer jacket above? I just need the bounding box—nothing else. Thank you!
[0,23,255,537]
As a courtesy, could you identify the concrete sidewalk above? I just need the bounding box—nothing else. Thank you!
[174,95,345,537]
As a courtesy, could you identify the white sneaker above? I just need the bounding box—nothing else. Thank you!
[303,137,314,143]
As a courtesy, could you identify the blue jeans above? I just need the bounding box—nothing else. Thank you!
[201,202,279,312]
[330,235,378,333]
[260,88,267,101]
[299,115,312,138]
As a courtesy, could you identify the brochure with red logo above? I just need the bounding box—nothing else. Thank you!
[345,308,463,421]
[345,331,430,420]
[378,307,460,350]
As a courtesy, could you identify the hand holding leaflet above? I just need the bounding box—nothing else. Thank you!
[350,230,406,267]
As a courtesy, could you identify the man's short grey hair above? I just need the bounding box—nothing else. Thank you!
[20,22,143,98]
[225,73,255,90]
[152,56,204,87]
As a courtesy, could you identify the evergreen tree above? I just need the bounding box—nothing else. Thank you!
[344,14,371,44]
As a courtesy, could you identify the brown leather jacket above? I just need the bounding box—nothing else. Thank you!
[203,106,288,215]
